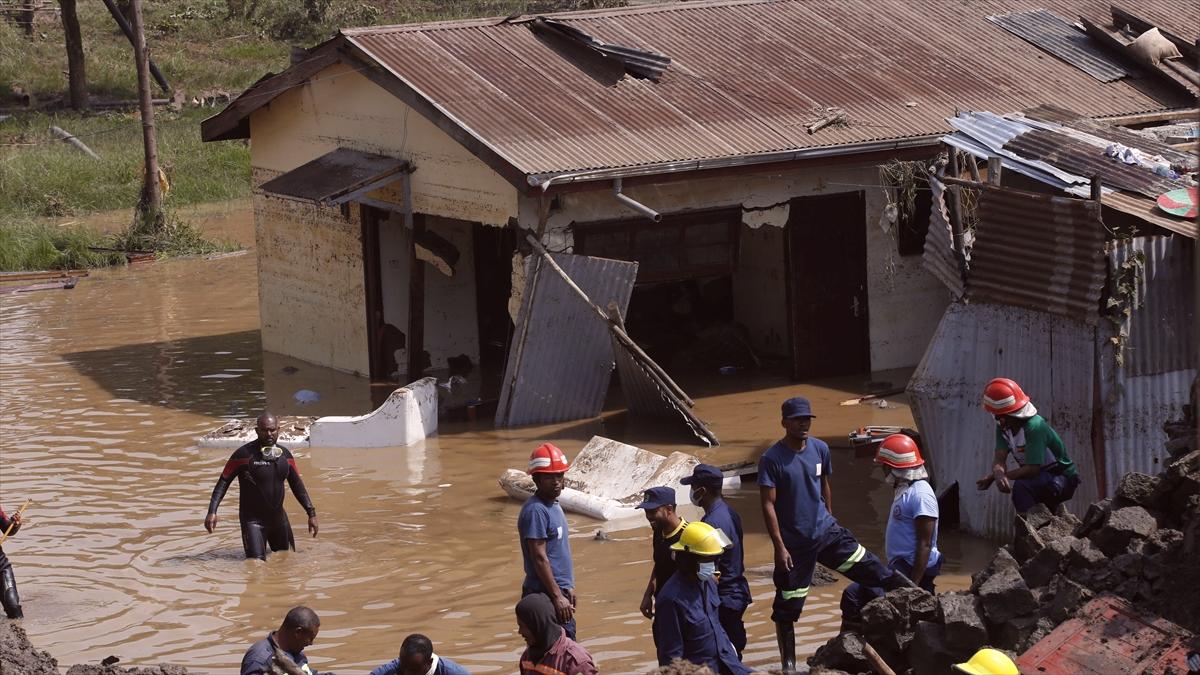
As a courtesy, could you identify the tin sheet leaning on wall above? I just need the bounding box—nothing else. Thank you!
[497,251,637,428]
[908,301,1100,540]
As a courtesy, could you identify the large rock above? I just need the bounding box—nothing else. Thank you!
[978,562,1037,625]
[1040,512,1082,544]
[1145,528,1184,556]
[885,587,940,624]
[1024,503,1054,529]
[65,666,190,675]
[860,597,905,653]
[1021,536,1073,588]
[1116,472,1162,508]
[1019,617,1059,654]
[807,631,871,673]
[907,621,970,675]
[1013,514,1046,563]
[1091,506,1157,557]
[1111,552,1143,578]
[937,592,988,652]
[1046,576,1094,623]
[1065,537,1108,585]
[1074,498,1112,538]
[0,620,58,675]
[990,613,1039,652]
[971,548,1020,594]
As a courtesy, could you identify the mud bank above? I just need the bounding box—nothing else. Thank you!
[1,620,188,675]
[807,408,1200,674]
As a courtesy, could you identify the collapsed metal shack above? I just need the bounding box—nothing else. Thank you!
[909,108,1196,539]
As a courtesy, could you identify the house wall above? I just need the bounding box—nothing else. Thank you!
[519,162,950,372]
[422,216,480,370]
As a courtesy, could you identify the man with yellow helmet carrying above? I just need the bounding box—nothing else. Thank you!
[652,521,750,675]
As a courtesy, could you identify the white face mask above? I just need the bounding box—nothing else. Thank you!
[689,487,704,507]
[697,561,717,581]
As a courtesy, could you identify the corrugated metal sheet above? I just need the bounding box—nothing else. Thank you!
[987,10,1133,82]
[611,337,719,446]
[1098,236,1196,491]
[1022,104,1197,169]
[968,187,1106,323]
[496,252,637,427]
[909,301,1101,540]
[1103,191,1198,240]
[339,0,1189,177]
[923,177,965,298]
[1003,130,1184,199]
[258,148,408,204]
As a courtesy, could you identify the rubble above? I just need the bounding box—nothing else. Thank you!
[808,408,1200,673]
[1,620,190,675]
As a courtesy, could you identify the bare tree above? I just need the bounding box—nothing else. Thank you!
[128,0,162,226]
[59,0,87,110]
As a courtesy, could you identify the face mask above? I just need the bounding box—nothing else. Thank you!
[697,561,717,581]
[689,487,704,507]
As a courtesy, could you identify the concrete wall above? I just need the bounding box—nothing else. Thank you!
[734,223,789,357]
[422,216,480,370]
[519,162,950,372]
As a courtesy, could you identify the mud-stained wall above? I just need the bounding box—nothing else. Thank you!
[735,224,788,357]
[249,62,519,226]
[253,175,370,375]
[519,162,949,372]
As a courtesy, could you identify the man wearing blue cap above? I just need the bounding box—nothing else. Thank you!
[759,396,907,674]
[682,464,751,659]
[635,487,687,623]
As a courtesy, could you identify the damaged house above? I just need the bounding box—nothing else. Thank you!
[200,0,1196,434]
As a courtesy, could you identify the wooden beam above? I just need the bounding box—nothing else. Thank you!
[406,213,427,380]
[1099,109,1200,126]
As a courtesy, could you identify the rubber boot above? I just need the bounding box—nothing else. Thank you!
[1,566,21,619]
[775,621,796,674]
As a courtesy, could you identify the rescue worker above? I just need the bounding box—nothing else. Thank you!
[0,503,24,619]
[760,396,909,674]
[516,593,598,675]
[370,633,471,675]
[241,605,322,675]
[841,434,942,631]
[204,412,319,560]
[953,647,1019,674]
[682,464,751,659]
[653,521,749,675]
[517,443,577,639]
[978,378,1080,514]
[635,486,687,621]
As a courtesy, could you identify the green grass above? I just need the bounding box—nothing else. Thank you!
[0,220,123,271]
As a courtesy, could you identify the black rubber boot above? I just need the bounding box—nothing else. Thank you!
[775,621,796,674]
[1,566,21,619]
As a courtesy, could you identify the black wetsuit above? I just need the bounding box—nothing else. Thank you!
[207,441,316,560]
[0,506,22,619]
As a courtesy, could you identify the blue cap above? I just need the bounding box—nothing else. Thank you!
[782,396,816,419]
[681,463,724,488]
[635,486,677,510]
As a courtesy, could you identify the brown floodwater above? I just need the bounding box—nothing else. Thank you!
[0,203,996,674]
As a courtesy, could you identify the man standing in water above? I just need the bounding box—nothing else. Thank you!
[636,486,687,622]
[0,503,24,619]
[205,412,318,560]
[760,396,908,674]
[518,443,577,639]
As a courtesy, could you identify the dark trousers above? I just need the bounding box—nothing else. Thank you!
[1012,471,1080,513]
[0,550,20,619]
[521,587,577,640]
[239,512,295,560]
[718,605,747,658]
[840,558,941,625]
[772,525,896,623]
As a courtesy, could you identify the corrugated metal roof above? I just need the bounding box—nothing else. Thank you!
[987,10,1134,82]
[909,301,1101,540]
[496,252,637,428]
[1098,236,1196,492]
[923,177,965,298]
[337,0,1189,177]
[1022,104,1197,170]
[968,187,1106,323]
[1003,129,1184,199]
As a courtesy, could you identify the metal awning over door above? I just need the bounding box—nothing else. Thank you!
[259,148,410,205]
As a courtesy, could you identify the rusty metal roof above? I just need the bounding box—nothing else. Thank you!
[1003,129,1184,199]
[987,10,1135,82]
[967,186,1106,323]
[258,148,409,204]
[326,0,1190,181]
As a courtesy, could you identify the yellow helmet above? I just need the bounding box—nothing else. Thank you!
[953,648,1019,675]
[670,521,732,556]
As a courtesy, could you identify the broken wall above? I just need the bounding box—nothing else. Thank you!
[519,162,950,372]
[734,223,788,356]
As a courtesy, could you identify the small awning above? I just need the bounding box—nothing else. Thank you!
[259,148,409,205]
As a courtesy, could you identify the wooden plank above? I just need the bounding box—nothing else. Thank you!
[0,269,90,282]
[406,213,426,380]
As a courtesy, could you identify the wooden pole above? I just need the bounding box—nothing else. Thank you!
[127,0,162,226]
[50,126,100,159]
[406,214,426,380]
[0,500,31,547]
[59,0,88,110]
[862,641,897,675]
[987,155,1003,186]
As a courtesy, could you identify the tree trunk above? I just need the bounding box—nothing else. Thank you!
[59,0,87,110]
[128,0,162,227]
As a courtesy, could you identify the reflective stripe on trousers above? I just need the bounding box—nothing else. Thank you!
[836,544,866,573]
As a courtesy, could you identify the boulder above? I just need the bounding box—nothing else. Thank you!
[907,621,970,675]
[0,620,58,675]
[886,587,941,624]
[1116,472,1161,508]
[1042,511,1082,542]
[1111,552,1143,578]
[1046,576,1094,623]
[1013,514,1046,563]
[1074,498,1112,538]
[1145,528,1184,556]
[1091,506,1157,557]
[990,613,1039,651]
[807,631,871,673]
[971,547,1020,594]
[978,563,1037,625]
[1021,536,1073,588]
[860,596,903,651]
[1065,538,1108,585]
[937,592,988,652]
[1019,617,1059,654]
[1024,503,1054,529]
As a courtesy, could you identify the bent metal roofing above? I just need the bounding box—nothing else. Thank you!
[203,0,1193,185]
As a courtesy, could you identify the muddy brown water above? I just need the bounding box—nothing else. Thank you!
[0,203,995,674]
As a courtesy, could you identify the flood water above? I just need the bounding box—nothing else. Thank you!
[0,202,995,673]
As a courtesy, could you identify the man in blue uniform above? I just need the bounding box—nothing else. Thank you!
[760,396,909,674]
[682,464,751,659]
[636,486,687,621]
[653,521,750,675]
[241,605,321,674]
[517,443,577,639]
[370,633,471,675]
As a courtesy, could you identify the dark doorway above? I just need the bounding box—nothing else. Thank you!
[361,206,411,384]
[786,191,870,379]
[473,224,517,376]
[362,206,387,381]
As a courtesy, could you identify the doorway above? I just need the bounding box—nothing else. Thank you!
[361,206,411,383]
[786,191,870,379]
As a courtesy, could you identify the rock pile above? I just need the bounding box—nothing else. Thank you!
[0,620,190,675]
[809,437,1200,674]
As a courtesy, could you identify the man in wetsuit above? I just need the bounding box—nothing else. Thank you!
[205,412,318,560]
[0,503,24,619]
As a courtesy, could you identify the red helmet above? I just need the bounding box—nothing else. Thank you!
[875,434,925,469]
[528,443,570,475]
[982,377,1030,416]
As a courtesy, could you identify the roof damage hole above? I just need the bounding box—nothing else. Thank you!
[526,17,670,84]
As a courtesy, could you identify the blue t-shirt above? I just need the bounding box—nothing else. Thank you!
[700,499,751,611]
[757,439,835,550]
[242,633,312,675]
[370,654,471,675]
[885,480,941,568]
[518,494,574,592]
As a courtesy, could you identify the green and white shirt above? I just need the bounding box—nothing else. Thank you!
[995,415,1078,478]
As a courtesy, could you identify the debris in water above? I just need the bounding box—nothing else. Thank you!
[293,389,320,404]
